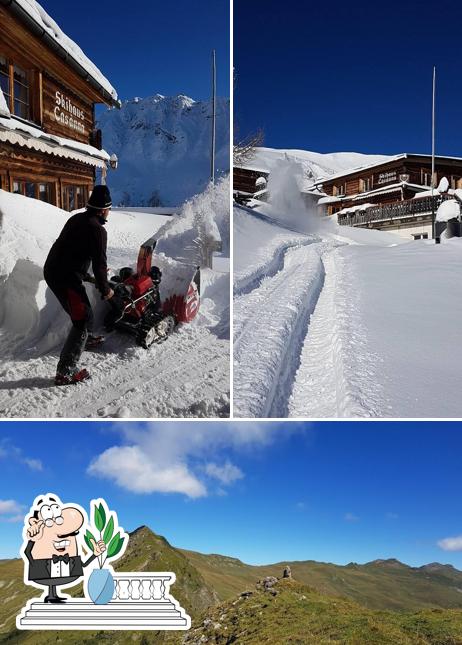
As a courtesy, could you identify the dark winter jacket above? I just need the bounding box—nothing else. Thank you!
[44,209,110,296]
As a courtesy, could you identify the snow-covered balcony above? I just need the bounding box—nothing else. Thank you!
[17,573,190,630]
[338,194,453,227]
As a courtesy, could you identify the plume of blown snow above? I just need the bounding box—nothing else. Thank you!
[264,155,318,233]
[156,175,230,264]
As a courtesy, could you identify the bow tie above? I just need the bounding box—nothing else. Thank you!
[52,554,70,564]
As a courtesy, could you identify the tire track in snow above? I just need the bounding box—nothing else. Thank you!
[233,242,328,418]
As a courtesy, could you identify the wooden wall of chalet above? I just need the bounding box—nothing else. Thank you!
[0,5,104,142]
[0,142,94,209]
[234,166,269,194]
[322,158,462,198]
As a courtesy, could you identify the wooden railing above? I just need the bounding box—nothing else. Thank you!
[338,194,453,227]
[112,573,174,602]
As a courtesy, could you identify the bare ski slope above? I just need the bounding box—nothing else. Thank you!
[0,181,229,418]
[234,203,462,418]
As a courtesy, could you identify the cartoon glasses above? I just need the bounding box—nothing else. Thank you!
[39,504,64,527]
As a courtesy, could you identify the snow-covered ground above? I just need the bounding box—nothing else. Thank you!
[234,198,462,419]
[0,179,229,418]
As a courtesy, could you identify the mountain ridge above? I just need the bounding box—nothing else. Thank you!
[2,525,462,643]
[98,92,230,207]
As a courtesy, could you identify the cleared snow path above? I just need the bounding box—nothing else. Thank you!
[288,247,385,418]
[0,326,229,418]
[234,241,327,418]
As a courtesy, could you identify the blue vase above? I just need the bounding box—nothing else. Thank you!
[87,568,114,605]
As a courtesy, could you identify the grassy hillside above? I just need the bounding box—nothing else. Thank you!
[0,526,216,645]
[3,527,462,644]
[180,550,462,611]
[185,578,462,645]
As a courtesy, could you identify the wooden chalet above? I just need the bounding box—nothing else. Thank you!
[312,154,462,239]
[0,0,119,211]
[233,164,269,204]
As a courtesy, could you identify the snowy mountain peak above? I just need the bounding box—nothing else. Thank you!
[121,94,196,110]
[98,92,229,207]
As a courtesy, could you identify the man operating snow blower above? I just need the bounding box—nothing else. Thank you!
[44,185,114,386]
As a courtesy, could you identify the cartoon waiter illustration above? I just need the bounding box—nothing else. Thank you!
[23,494,106,603]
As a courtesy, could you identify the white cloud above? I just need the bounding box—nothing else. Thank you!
[0,439,43,471]
[0,499,22,514]
[438,536,462,552]
[88,446,206,498]
[22,457,43,472]
[344,512,359,522]
[205,461,244,485]
[6,514,25,523]
[0,499,25,522]
[88,422,293,498]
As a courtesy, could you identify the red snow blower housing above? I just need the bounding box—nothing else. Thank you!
[104,236,200,348]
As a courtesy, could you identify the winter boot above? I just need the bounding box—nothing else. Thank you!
[85,334,105,350]
[55,368,90,386]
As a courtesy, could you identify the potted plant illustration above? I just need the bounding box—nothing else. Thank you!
[84,499,128,605]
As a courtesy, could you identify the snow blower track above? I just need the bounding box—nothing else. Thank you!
[287,249,385,418]
[0,327,229,418]
[233,242,327,418]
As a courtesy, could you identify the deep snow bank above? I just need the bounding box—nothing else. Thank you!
[0,177,229,356]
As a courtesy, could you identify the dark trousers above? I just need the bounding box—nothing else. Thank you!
[44,269,93,375]
[36,576,79,599]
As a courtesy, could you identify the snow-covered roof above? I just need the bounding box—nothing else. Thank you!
[310,153,462,186]
[337,203,375,215]
[9,0,118,104]
[235,163,270,174]
[317,195,341,204]
[351,182,425,201]
[412,188,440,199]
[0,114,109,168]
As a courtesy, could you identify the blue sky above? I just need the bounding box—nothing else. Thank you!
[39,0,230,102]
[234,0,462,156]
[2,421,462,571]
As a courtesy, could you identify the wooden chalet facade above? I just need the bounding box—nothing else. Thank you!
[0,0,119,211]
[312,154,462,239]
[233,165,269,203]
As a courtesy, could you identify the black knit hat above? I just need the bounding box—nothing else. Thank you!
[87,185,112,210]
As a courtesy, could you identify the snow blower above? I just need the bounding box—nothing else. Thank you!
[104,236,200,348]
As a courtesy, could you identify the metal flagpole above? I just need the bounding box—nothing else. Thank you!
[210,49,216,184]
[431,66,439,243]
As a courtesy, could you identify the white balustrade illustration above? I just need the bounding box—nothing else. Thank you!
[112,574,173,602]
[16,572,191,631]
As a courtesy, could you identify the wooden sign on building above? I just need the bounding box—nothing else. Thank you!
[0,0,120,211]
